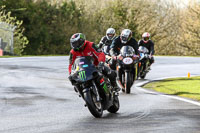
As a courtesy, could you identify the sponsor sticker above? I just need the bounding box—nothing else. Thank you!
[79,62,84,65]
[82,65,88,68]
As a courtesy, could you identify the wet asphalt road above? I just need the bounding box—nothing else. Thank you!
[0,56,200,133]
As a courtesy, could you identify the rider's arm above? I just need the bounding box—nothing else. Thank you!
[98,37,105,49]
[109,48,115,57]
[68,51,76,74]
[91,43,106,62]
[110,36,119,56]
[131,38,139,55]
[150,41,155,55]
[138,40,142,46]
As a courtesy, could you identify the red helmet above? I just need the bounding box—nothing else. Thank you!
[142,32,150,43]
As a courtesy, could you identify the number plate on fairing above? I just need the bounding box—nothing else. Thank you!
[123,57,133,64]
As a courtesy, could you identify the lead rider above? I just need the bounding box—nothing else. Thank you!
[68,33,119,91]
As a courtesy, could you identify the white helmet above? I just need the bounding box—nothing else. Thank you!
[106,28,115,40]
[120,29,132,44]
[142,32,150,43]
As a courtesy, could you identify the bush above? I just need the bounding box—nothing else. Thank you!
[0,6,28,55]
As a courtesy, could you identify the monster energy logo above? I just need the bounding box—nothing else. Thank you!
[79,71,86,81]
[103,83,109,93]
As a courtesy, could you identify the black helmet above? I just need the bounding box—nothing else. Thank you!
[70,33,86,51]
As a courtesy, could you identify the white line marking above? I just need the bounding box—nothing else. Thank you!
[135,76,200,107]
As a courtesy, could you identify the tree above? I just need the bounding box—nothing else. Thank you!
[0,6,28,55]
[180,1,200,55]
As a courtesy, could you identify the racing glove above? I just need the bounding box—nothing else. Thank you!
[98,61,105,72]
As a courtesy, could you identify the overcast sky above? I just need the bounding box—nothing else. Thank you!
[164,0,189,7]
[168,0,200,7]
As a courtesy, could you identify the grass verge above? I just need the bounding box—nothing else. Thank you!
[143,76,200,101]
[0,55,67,58]
[0,56,18,58]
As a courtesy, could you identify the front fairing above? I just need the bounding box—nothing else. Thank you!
[139,52,149,62]
[119,46,137,62]
[71,57,98,83]
[117,47,138,70]
[117,56,136,70]
[120,46,135,57]
[140,53,145,60]
[139,46,149,54]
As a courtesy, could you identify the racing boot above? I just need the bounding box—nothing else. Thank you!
[103,64,120,92]
[110,80,120,92]
[108,70,120,92]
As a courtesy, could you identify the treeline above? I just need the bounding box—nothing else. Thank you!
[0,6,28,55]
[0,0,83,55]
[0,0,200,56]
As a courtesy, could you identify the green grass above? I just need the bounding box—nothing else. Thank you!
[0,56,18,58]
[154,55,200,57]
[0,55,67,58]
[143,76,200,101]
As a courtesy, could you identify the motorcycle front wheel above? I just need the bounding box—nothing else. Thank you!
[125,72,132,94]
[84,91,103,118]
[140,72,147,79]
[107,95,120,113]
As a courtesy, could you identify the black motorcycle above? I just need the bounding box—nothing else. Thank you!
[116,46,138,94]
[138,46,151,79]
[69,56,119,118]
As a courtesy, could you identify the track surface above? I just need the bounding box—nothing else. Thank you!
[0,56,200,133]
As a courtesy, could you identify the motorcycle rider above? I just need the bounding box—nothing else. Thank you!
[109,29,139,89]
[98,28,116,51]
[68,33,119,91]
[138,32,155,66]
[98,28,116,69]
[110,29,139,68]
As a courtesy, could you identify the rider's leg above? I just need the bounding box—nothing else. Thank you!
[109,58,117,70]
[102,64,120,91]
[149,57,154,70]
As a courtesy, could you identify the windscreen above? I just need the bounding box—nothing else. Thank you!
[138,46,149,54]
[120,46,135,57]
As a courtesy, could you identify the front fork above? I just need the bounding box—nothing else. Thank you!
[92,81,101,102]
[134,63,138,80]
[117,64,137,82]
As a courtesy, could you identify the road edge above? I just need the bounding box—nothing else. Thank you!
[135,76,200,107]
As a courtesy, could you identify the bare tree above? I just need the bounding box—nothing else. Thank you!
[180,1,200,55]
[130,0,185,55]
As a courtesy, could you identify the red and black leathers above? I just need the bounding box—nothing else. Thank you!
[68,40,105,74]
